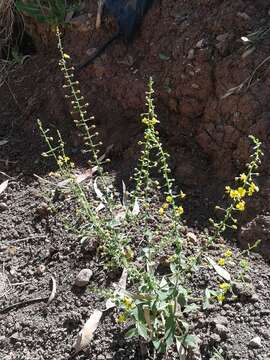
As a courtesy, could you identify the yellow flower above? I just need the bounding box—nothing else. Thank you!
[63,53,70,59]
[229,189,239,199]
[116,313,127,323]
[224,249,233,258]
[62,155,70,163]
[166,195,173,204]
[225,186,231,194]
[236,201,245,211]
[219,282,231,291]
[240,173,247,182]
[237,187,246,198]
[122,297,134,310]
[159,207,164,215]
[248,182,259,196]
[142,117,149,125]
[218,258,225,266]
[162,202,169,209]
[216,293,225,303]
[151,117,159,125]
[175,206,184,216]
[179,191,186,199]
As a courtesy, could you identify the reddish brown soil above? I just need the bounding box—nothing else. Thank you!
[1,1,270,359]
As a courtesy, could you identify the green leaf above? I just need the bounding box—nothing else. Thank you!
[206,257,231,281]
[175,336,186,358]
[159,53,170,61]
[152,339,162,350]
[136,322,148,340]
[177,286,188,307]
[183,303,200,314]
[125,327,137,338]
[182,334,198,349]
[164,313,175,348]
[203,288,217,310]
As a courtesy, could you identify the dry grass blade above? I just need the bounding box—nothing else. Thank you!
[0,139,8,146]
[132,198,140,215]
[106,268,128,310]
[0,179,9,195]
[75,168,93,184]
[0,0,15,86]
[122,180,128,207]
[72,309,103,354]
[206,257,231,282]
[94,178,106,203]
[47,275,57,305]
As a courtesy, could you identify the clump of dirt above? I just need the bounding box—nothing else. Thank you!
[1,0,270,182]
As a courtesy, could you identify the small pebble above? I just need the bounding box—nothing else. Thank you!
[249,336,262,348]
[75,269,93,287]
[215,324,228,339]
[0,202,8,211]
[37,264,46,274]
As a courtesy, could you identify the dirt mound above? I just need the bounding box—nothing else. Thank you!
[2,1,270,182]
[1,2,270,242]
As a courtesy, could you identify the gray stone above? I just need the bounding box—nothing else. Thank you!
[211,315,228,326]
[249,336,262,348]
[239,215,270,259]
[196,39,206,48]
[75,269,93,287]
[97,355,106,360]
[216,33,230,42]
[187,49,195,60]
[215,324,229,339]
[259,328,270,340]
[209,333,221,344]
[232,282,255,299]
[0,202,8,211]
[251,293,260,302]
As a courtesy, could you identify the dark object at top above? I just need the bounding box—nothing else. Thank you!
[104,0,154,41]
[76,0,154,70]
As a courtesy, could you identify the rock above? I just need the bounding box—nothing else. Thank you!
[97,355,106,360]
[232,282,255,299]
[196,39,206,49]
[187,48,195,60]
[0,335,8,347]
[187,232,198,244]
[36,202,50,217]
[75,269,93,287]
[211,315,228,326]
[259,328,270,340]
[0,202,8,211]
[251,293,260,302]
[239,215,270,259]
[188,345,202,360]
[215,324,228,339]
[237,12,251,20]
[10,332,20,342]
[36,264,46,274]
[209,333,221,344]
[249,336,262,348]
[216,33,230,42]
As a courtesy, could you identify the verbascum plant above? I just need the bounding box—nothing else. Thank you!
[211,135,263,239]
[132,77,185,220]
[56,26,108,176]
